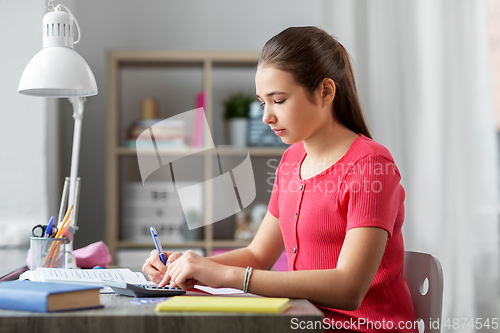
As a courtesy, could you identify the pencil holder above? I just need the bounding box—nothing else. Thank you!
[30,237,68,270]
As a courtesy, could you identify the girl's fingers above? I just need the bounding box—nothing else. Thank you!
[174,268,199,290]
[184,279,197,290]
[149,274,164,285]
[158,251,202,289]
[144,250,180,285]
[168,256,197,290]
[149,250,167,272]
[142,264,161,281]
[159,256,181,287]
[166,252,182,265]
[158,273,170,287]
[142,257,162,279]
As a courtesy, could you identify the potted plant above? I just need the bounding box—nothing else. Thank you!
[223,93,254,146]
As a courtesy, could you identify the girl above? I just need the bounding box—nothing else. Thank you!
[143,26,417,332]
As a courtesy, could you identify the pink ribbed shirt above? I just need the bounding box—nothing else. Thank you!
[268,135,417,332]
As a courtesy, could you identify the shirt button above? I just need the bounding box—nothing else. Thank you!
[294,213,298,219]
[300,184,304,190]
[292,247,297,253]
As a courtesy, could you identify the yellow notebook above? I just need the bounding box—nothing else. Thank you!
[155,296,290,313]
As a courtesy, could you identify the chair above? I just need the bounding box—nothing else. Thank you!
[403,251,444,333]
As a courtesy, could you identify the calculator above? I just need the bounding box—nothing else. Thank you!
[102,281,186,297]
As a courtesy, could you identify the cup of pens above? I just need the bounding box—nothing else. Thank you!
[28,206,74,270]
[30,236,68,270]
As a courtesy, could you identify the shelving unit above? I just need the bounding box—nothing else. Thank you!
[106,51,286,265]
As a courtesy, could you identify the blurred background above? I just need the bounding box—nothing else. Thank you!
[1,0,499,332]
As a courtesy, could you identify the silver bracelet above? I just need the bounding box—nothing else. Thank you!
[243,266,253,293]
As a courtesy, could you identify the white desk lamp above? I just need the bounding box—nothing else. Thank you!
[18,4,97,268]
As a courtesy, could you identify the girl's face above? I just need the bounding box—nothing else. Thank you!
[255,65,332,145]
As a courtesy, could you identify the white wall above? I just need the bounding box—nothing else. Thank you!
[59,0,325,247]
[0,0,58,247]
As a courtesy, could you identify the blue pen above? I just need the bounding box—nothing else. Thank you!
[150,226,167,265]
[44,216,55,238]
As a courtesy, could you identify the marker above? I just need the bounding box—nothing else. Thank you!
[44,216,55,238]
[150,226,166,265]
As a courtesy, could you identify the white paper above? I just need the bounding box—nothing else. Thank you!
[19,268,149,293]
[193,285,244,295]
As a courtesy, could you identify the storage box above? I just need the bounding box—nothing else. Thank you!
[121,182,203,243]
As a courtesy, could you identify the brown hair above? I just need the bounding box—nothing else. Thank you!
[258,26,372,139]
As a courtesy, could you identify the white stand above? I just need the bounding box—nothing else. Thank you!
[59,97,86,269]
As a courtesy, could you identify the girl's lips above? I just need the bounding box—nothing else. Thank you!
[273,129,286,136]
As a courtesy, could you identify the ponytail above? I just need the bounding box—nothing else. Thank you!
[335,42,372,138]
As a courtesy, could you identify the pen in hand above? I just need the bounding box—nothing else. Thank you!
[150,226,167,266]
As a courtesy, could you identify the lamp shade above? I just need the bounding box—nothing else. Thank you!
[18,6,97,98]
[18,47,97,97]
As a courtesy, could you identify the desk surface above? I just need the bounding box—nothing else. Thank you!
[0,292,324,333]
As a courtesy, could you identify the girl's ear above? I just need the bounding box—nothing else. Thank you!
[320,78,336,106]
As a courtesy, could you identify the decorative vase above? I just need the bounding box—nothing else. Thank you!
[227,118,248,146]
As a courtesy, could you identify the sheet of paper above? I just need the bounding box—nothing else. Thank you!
[193,285,244,295]
[20,268,148,285]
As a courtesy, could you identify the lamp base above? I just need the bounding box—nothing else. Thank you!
[65,250,78,269]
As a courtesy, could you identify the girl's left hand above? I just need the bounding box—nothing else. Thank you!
[158,250,230,289]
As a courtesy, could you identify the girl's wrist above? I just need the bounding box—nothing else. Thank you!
[223,266,246,290]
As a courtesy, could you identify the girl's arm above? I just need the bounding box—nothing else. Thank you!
[144,211,284,283]
[207,211,285,270]
[224,225,388,311]
[164,212,388,311]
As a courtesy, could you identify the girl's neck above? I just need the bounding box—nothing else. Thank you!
[302,120,359,162]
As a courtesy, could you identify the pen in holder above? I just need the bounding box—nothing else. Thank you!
[30,236,68,270]
[55,177,80,269]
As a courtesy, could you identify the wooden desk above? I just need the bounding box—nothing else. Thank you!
[0,293,324,333]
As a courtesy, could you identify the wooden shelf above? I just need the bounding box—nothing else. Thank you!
[115,146,206,156]
[110,50,261,67]
[115,146,287,156]
[106,50,281,265]
[116,240,251,249]
[117,241,207,249]
[212,240,252,248]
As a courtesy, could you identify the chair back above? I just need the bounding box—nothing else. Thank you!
[403,251,444,333]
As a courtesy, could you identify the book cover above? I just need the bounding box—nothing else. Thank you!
[0,280,101,312]
[155,296,290,313]
[191,92,205,147]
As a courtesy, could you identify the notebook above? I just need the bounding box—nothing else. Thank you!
[156,296,290,313]
[19,268,153,293]
[0,280,101,312]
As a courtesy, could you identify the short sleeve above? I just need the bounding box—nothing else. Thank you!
[267,162,280,218]
[343,155,404,237]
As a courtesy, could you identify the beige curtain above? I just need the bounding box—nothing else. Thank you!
[323,0,499,331]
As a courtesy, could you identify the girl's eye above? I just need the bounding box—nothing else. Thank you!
[275,100,285,105]
[259,102,265,107]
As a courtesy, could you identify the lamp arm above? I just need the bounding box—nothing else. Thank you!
[67,96,85,228]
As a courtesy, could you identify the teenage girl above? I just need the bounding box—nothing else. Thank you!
[143,26,417,332]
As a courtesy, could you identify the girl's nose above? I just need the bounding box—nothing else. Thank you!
[262,107,276,125]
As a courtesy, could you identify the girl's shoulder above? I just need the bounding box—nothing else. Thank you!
[354,134,396,164]
[347,135,401,179]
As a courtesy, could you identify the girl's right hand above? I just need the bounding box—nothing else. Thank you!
[142,250,182,284]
